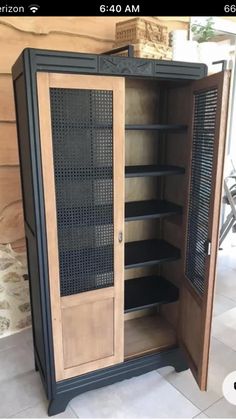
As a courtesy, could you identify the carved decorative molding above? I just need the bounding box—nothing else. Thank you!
[99,56,153,75]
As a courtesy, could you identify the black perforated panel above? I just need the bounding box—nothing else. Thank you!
[185,88,218,295]
[50,88,114,296]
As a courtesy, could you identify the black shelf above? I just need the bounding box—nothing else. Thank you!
[125,275,179,312]
[125,165,185,178]
[125,239,180,269]
[125,124,187,131]
[125,200,182,221]
[57,200,181,227]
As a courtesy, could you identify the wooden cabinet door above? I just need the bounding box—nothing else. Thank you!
[179,71,230,389]
[37,73,124,381]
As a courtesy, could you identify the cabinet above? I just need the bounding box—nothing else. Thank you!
[12,49,230,415]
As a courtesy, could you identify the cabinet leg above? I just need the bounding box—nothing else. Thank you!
[174,363,189,373]
[173,351,189,373]
[48,396,70,416]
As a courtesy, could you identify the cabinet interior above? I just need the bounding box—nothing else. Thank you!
[124,78,190,359]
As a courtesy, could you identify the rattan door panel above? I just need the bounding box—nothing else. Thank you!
[179,71,230,390]
[50,87,114,296]
[37,73,124,381]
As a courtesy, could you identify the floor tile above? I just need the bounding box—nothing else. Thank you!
[21,326,33,343]
[204,397,236,417]
[215,268,236,302]
[217,247,236,270]
[11,401,77,418]
[212,308,236,351]
[217,251,230,269]
[159,338,236,411]
[0,341,34,382]
[0,327,32,352]
[70,371,200,418]
[213,293,236,317]
[158,366,220,412]
[0,371,44,418]
[208,338,236,395]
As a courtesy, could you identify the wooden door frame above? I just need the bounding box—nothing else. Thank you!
[179,71,230,388]
[199,71,230,387]
[37,72,124,381]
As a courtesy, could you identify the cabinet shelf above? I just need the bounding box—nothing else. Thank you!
[125,200,182,221]
[125,239,180,269]
[125,275,179,312]
[125,165,185,178]
[125,124,187,131]
[55,123,187,131]
[58,200,181,227]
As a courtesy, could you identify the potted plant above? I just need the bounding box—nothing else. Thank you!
[191,17,218,66]
[191,17,215,43]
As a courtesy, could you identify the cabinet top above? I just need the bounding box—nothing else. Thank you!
[12,47,207,81]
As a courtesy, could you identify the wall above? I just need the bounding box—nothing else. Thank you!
[0,16,188,252]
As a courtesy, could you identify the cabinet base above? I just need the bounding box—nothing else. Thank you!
[48,347,188,416]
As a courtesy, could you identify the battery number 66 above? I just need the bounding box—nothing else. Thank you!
[224,4,236,12]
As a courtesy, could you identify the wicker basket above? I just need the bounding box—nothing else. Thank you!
[114,17,172,60]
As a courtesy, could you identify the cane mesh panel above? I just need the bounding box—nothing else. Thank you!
[185,88,218,294]
[50,88,114,296]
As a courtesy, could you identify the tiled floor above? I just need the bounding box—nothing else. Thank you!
[1,242,236,418]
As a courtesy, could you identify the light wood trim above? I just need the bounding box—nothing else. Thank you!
[199,70,231,389]
[61,287,114,309]
[36,72,64,381]
[63,354,118,380]
[113,77,125,363]
[49,73,120,90]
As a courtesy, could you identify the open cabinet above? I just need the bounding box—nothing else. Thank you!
[12,49,230,415]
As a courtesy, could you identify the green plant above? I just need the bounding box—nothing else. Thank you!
[191,17,215,43]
